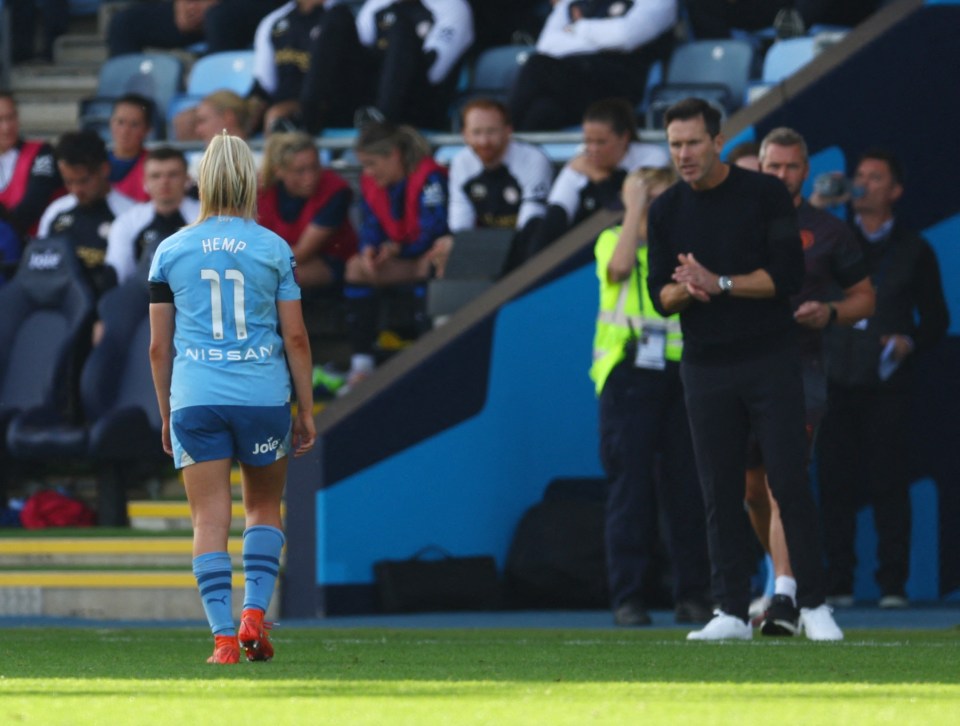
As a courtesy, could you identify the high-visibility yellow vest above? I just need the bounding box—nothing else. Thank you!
[590,226,684,395]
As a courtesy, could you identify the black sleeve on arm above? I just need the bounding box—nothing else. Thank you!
[763,184,805,298]
[149,281,174,303]
[830,222,868,290]
[911,241,950,351]
[646,199,672,317]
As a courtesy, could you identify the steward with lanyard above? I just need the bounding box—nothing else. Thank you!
[591,167,711,628]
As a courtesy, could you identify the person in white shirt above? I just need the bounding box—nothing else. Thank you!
[525,97,669,260]
[106,148,200,285]
[509,0,677,131]
[448,99,554,273]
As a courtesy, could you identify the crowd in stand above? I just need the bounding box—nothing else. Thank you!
[4,0,943,633]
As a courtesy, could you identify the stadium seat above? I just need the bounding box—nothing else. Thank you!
[78,249,167,525]
[166,50,255,137]
[763,37,819,83]
[186,50,256,97]
[427,228,514,319]
[746,37,819,103]
[449,44,534,130]
[0,237,96,502]
[78,52,185,140]
[77,97,117,142]
[469,45,533,98]
[5,245,165,526]
[645,40,754,128]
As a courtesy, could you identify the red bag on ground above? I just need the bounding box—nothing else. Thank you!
[20,490,96,529]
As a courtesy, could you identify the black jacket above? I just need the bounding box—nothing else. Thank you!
[823,220,949,388]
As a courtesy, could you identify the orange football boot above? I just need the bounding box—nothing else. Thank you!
[238,608,274,662]
[207,634,240,664]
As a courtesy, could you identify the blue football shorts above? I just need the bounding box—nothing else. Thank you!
[170,404,292,469]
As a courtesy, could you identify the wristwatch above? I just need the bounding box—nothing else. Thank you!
[717,275,734,294]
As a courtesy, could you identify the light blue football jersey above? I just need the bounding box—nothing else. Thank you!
[148,216,301,411]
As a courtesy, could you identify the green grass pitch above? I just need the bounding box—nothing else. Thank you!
[2,627,958,725]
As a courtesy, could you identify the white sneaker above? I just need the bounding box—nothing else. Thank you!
[686,611,752,641]
[800,604,844,641]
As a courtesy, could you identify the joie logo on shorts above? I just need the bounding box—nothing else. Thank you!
[252,437,280,456]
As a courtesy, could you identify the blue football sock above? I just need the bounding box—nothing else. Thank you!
[242,525,285,613]
[192,552,235,636]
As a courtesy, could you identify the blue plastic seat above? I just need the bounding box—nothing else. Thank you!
[0,237,96,499]
[78,52,185,140]
[449,44,535,130]
[645,40,754,128]
[186,50,256,97]
[6,243,166,525]
[745,36,819,103]
[469,44,534,99]
[763,37,819,83]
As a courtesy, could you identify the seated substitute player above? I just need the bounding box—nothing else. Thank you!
[447,99,554,275]
[38,130,136,297]
[108,93,155,203]
[525,97,669,261]
[148,132,316,665]
[257,131,358,289]
[343,121,451,387]
[0,91,63,241]
[106,147,200,285]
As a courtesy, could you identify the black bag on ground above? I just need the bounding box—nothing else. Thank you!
[373,545,502,613]
[504,478,610,609]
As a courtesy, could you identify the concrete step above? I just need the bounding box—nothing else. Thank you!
[128,500,287,532]
[10,65,99,99]
[10,63,98,139]
[0,570,280,620]
[15,98,82,137]
[0,536,243,567]
[53,33,109,66]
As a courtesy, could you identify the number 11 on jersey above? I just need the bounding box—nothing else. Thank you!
[201,268,247,341]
